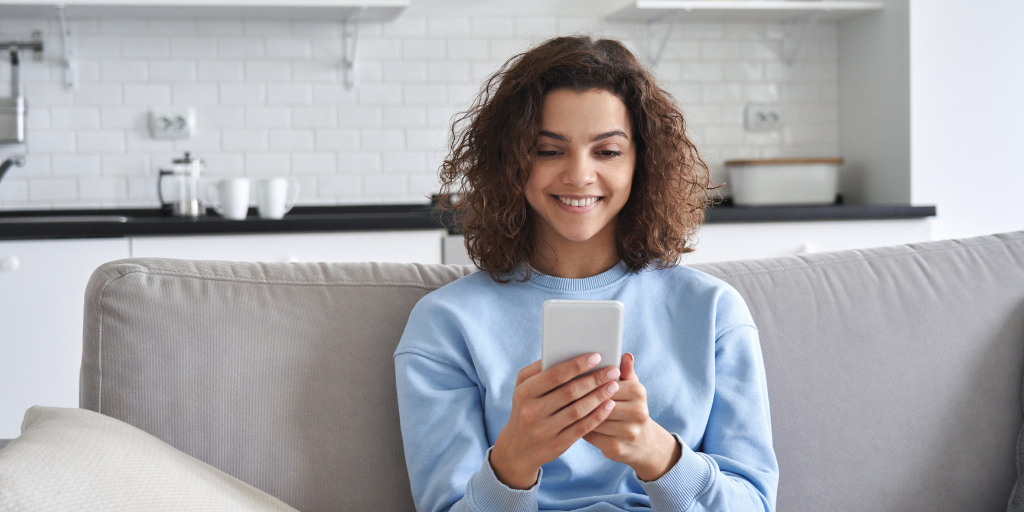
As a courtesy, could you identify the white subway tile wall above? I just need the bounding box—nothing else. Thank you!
[0,15,838,209]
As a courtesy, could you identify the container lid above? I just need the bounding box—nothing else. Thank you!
[172,152,203,165]
[725,157,844,166]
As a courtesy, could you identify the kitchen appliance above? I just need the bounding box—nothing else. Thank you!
[726,157,843,206]
[0,48,26,144]
[158,152,206,217]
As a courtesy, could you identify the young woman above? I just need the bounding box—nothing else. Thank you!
[394,36,778,512]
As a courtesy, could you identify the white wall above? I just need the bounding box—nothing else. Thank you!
[0,7,840,210]
[911,0,1024,239]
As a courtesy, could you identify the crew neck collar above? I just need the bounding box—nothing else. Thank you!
[519,260,631,292]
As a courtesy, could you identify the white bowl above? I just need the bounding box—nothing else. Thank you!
[726,158,842,206]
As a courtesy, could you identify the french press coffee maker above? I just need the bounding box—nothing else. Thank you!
[158,152,205,217]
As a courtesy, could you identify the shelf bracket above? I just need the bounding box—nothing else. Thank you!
[56,5,77,90]
[31,31,43,61]
[341,7,365,90]
[646,10,680,68]
[0,33,44,58]
[779,11,822,67]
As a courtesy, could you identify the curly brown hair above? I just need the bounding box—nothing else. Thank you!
[439,36,712,281]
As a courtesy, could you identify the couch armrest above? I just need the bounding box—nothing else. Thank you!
[0,439,11,450]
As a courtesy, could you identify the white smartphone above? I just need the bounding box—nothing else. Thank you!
[541,299,624,376]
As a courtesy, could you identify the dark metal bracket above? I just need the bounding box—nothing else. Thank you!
[1,31,44,60]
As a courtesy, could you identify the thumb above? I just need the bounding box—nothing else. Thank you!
[620,352,637,380]
[516,359,542,386]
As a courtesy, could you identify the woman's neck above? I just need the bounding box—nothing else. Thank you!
[529,221,620,279]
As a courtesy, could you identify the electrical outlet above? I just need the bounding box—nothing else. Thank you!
[744,104,781,132]
[148,108,196,140]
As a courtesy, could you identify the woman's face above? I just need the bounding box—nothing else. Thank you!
[525,88,636,248]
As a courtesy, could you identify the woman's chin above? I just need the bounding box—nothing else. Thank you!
[553,228,602,244]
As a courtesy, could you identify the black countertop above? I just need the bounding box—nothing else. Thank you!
[0,203,936,241]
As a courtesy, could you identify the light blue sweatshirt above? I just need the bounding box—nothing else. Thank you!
[394,261,778,512]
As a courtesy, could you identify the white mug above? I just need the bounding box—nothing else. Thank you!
[256,178,300,220]
[206,178,250,220]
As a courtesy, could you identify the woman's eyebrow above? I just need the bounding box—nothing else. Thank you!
[592,130,628,141]
[538,130,567,141]
[537,130,629,142]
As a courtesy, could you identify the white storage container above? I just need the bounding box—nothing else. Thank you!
[726,158,843,206]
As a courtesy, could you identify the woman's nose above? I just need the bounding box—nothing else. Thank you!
[562,153,596,188]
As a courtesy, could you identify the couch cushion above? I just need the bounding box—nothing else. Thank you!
[80,232,1024,512]
[81,260,475,512]
[692,231,1024,512]
[0,406,297,511]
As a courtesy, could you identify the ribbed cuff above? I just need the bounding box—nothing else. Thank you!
[637,434,714,512]
[465,446,541,512]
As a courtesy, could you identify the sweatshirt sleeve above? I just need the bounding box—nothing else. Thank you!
[394,301,541,512]
[639,324,779,512]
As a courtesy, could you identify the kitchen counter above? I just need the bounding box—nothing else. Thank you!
[0,203,936,241]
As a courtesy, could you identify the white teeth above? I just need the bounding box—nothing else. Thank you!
[557,196,598,207]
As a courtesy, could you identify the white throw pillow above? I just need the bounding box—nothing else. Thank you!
[0,406,297,512]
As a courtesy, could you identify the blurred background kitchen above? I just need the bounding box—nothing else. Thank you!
[0,0,1022,437]
[2,0,1022,243]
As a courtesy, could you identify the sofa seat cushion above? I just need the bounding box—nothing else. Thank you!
[0,406,297,512]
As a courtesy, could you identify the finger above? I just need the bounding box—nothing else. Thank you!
[524,353,602,397]
[550,378,620,429]
[588,412,645,435]
[582,430,614,447]
[602,400,646,423]
[620,352,637,381]
[607,380,643,402]
[516,359,542,386]
[558,398,616,443]
[539,364,620,416]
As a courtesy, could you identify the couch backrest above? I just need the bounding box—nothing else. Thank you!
[692,231,1024,512]
[82,259,476,512]
[82,232,1024,512]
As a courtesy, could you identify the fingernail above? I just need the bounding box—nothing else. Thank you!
[607,381,619,394]
[604,400,615,411]
[587,353,601,366]
[606,367,619,380]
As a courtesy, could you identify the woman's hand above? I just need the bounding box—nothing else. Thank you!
[490,353,621,489]
[583,353,682,482]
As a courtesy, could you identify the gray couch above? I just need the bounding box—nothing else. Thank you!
[74,231,1024,511]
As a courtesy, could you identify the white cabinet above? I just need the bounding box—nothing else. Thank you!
[442,219,934,266]
[679,218,932,264]
[130,229,446,263]
[0,238,130,439]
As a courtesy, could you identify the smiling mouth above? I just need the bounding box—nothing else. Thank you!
[555,195,602,207]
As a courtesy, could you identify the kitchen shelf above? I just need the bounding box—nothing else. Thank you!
[0,0,408,21]
[0,204,452,241]
[0,204,936,241]
[607,1,884,23]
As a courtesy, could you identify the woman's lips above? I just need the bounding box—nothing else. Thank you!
[552,194,602,213]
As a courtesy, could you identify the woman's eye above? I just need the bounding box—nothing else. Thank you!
[597,150,622,157]
[536,150,560,157]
